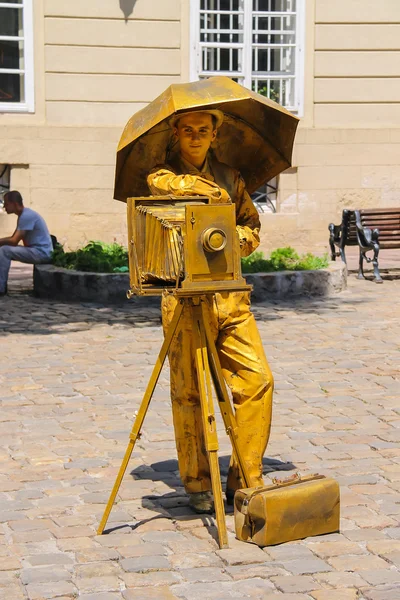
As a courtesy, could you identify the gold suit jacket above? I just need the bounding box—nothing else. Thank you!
[147,153,261,257]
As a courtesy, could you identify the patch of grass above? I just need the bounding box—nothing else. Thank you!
[241,247,329,274]
[52,241,129,273]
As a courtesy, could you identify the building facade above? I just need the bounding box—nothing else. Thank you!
[1,0,400,253]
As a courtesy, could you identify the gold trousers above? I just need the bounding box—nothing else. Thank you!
[162,290,274,494]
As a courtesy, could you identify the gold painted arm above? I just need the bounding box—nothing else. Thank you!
[235,178,261,257]
[147,169,230,203]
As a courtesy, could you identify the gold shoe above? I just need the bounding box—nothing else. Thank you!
[188,491,214,514]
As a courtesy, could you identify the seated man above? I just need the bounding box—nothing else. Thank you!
[0,190,53,296]
[147,109,274,514]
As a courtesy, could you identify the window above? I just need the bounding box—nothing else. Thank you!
[252,177,277,213]
[0,0,34,112]
[0,164,10,210]
[191,0,304,114]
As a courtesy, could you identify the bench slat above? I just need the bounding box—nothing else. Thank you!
[360,208,400,214]
[361,219,400,225]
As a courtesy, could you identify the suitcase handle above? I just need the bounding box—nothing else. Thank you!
[272,472,301,485]
[241,473,325,515]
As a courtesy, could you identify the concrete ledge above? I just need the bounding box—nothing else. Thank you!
[245,261,347,301]
[33,265,132,304]
[34,261,347,303]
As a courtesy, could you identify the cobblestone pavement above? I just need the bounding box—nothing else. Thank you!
[1,269,400,600]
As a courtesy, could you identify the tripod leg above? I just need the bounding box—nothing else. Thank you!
[200,299,251,489]
[192,304,228,549]
[97,299,184,535]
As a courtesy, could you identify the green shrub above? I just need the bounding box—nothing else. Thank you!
[51,242,328,275]
[241,247,329,274]
[52,241,129,273]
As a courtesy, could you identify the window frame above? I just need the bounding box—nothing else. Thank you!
[190,0,305,116]
[0,0,35,113]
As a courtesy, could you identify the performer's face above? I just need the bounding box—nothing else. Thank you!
[174,112,217,168]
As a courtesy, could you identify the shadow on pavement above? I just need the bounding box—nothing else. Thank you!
[0,288,373,336]
[106,456,297,538]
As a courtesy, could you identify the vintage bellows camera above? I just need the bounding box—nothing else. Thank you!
[127,196,248,296]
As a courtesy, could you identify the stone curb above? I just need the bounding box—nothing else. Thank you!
[246,261,347,301]
[33,261,346,303]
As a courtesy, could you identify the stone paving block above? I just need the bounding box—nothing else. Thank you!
[308,540,366,558]
[0,511,27,523]
[232,577,277,596]
[165,536,217,554]
[132,518,177,533]
[169,552,223,569]
[266,543,316,560]
[0,556,21,570]
[382,551,400,567]
[75,575,121,594]
[123,587,179,600]
[56,536,97,552]
[120,555,171,572]
[314,571,367,588]
[366,539,400,555]
[385,527,400,539]
[168,580,252,599]
[96,533,143,547]
[363,585,400,600]
[216,544,270,565]
[79,594,124,600]
[122,570,181,588]
[20,566,72,585]
[75,561,122,578]
[76,547,120,562]
[343,529,387,542]
[179,567,231,583]
[0,568,18,585]
[117,542,168,558]
[24,553,74,567]
[281,558,334,575]
[225,562,288,580]
[0,583,25,600]
[272,574,321,593]
[328,554,391,571]
[310,591,359,600]
[189,525,219,544]
[361,567,400,586]
[25,581,77,599]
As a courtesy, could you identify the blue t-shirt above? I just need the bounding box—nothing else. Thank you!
[17,207,53,255]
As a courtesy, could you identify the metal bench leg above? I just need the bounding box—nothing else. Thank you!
[372,242,383,284]
[339,246,347,265]
[357,249,365,279]
[329,240,336,262]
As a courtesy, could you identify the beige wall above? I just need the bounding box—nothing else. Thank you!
[0,0,184,247]
[1,0,400,256]
[260,0,400,254]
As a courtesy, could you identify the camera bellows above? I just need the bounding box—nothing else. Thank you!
[135,204,186,283]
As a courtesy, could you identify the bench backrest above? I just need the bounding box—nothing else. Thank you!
[341,210,358,245]
[358,208,400,247]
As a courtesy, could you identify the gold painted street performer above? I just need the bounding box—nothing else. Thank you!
[147,109,274,514]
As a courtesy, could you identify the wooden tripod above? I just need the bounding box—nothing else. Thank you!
[97,292,251,549]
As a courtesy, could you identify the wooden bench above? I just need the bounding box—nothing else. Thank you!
[329,208,400,283]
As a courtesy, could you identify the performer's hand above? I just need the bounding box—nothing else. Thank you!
[219,187,231,203]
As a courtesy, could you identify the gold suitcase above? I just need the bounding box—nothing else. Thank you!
[234,473,340,547]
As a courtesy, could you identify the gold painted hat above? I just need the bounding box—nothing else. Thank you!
[169,109,225,129]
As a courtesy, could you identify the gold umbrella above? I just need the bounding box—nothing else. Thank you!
[114,76,299,201]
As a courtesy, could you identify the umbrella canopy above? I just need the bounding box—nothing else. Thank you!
[114,76,299,201]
